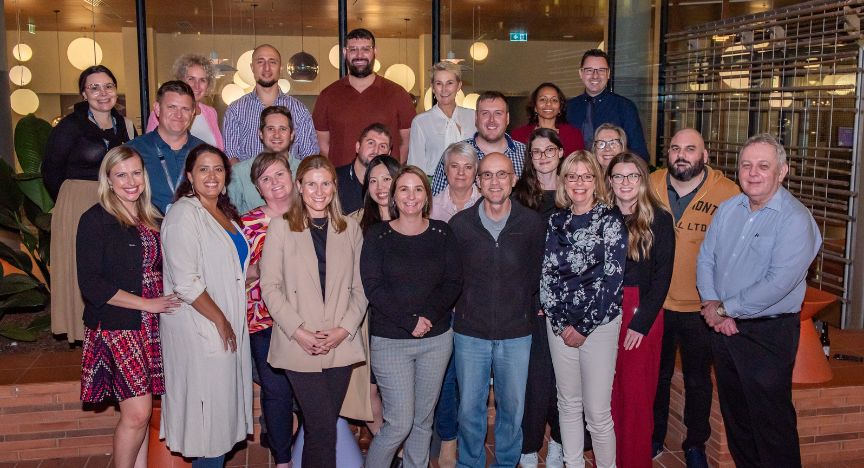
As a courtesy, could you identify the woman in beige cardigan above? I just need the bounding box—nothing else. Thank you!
[160,144,254,468]
[260,155,370,468]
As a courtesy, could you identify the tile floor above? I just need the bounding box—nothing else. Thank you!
[1,327,862,467]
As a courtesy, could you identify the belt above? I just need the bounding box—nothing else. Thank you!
[740,312,799,322]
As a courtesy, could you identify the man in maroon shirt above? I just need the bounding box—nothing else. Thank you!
[313,28,416,166]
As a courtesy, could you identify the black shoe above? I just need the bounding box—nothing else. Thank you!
[685,447,708,468]
[389,455,403,468]
[652,442,664,459]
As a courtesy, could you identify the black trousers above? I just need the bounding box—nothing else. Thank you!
[521,314,561,453]
[286,365,353,468]
[652,310,714,450]
[712,313,801,468]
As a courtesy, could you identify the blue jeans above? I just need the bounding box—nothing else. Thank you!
[250,327,294,464]
[454,333,531,468]
[435,352,459,441]
[191,455,225,468]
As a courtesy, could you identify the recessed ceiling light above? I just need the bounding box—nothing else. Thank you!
[562,34,574,39]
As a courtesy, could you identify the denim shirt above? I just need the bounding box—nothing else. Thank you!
[541,203,627,336]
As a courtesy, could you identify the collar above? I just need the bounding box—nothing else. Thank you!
[151,129,191,153]
[338,73,382,90]
[252,87,287,105]
[583,86,611,103]
[666,167,707,197]
[739,186,786,212]
[468,132,518,156]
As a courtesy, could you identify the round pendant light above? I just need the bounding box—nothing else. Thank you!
[287,52,319,82]
[385,64,415,93]
[67,37,103,70]
[9,65,32,86]
[221,83,245,105]
[12,43,32,62]
[10,88,39,115]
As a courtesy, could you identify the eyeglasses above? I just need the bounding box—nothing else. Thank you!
[478,170,514,181]
[84,83,117,94]
[346,46,374,54]
[610,173,642,184]
[564,173,595,183]
[530,146,560,159]
[581,67,609,76]
[594,139,622,150]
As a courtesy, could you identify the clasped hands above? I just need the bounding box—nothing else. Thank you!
[293,327,350,356]
[701,300,739,336]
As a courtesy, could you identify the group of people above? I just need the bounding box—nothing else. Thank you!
[42,25,822,468]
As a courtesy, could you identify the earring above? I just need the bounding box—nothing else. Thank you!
[221,186,227,195]
[191,184,196,196]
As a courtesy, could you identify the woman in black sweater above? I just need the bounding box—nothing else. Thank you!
[44,65,136,342]
[605,152,675,468]
[77,146,179,468]
[361,165,462,468]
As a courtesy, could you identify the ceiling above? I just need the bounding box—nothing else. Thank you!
[4,0,607,42]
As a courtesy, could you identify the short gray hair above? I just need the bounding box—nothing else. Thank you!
[171,54,216,95]
[740,133,787,166]
[442,141,478,168]
[593,123,628,151]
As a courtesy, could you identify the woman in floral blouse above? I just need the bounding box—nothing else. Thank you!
[540,150,627,468]
[241,152,295,468]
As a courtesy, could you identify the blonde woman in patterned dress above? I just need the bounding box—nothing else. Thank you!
[240,151,295,468]
[77,146,179,468]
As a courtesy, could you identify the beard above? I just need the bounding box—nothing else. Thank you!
[348,59,373,78]
[257,79,278,88]
[669,157,706,182]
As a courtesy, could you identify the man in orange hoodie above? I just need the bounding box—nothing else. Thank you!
[649,128,740,467]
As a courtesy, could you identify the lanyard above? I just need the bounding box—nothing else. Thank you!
[88,109,117,150]
[155,142,183,193]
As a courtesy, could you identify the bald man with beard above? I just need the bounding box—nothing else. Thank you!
[648,129,740,467]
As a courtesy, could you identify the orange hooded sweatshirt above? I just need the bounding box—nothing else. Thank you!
[649,167,740,312]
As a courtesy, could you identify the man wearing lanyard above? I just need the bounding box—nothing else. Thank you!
[128,80,203,214]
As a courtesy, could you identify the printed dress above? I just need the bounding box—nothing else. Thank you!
[80,224,165,402]
[241,208,274,333]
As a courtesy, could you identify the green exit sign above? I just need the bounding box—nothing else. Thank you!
[509,31,528,42]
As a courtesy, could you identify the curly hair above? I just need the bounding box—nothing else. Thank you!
[171,54,216,95]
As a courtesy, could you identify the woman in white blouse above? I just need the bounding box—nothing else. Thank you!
[407,61,476,175]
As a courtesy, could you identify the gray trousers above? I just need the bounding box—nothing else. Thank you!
[366,329,453,468]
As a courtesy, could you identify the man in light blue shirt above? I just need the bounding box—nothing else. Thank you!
[696,133,821,468]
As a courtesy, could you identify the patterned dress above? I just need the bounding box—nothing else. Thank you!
[242,208,274,333]
[80,223,165,403]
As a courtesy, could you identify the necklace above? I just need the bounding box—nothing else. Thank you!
[309,217,328,230]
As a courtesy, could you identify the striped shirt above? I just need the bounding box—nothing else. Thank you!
[430,133,526,196]
[223,90,320,162]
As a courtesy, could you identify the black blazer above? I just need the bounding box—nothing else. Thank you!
[76,204,156,330]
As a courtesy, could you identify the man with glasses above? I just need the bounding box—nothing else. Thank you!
[313,28,416,166]
[648,128,739,467]
[566,49,649,159]
[128,80,203,214]
[449,152,546,467]
[431,91,526,196]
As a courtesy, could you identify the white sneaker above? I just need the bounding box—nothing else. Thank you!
[519,452,539,468]
[545,440,564,468]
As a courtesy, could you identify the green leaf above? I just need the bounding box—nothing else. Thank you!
[26,313,51,331]
[14,114,52,174]
[0,242,33,275]
[0,274,39,296]
[0,160,23,212]
[0,325,38,342]
[0,288,46,309]
[15,174,54,213]
[0,207,21,232]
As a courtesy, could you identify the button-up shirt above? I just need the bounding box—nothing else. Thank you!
[222,90,319,162]
[696,187,822,319]
[430,133,525,196]
[126,130,204,214]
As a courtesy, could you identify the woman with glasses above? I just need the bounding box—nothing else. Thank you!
[541,150,627,468]
[146,54,223,149]
[511,83,584,156]
[44,65,137,342]
[592,123,628,171]
[605,153,674,468]
[513,127,565,467]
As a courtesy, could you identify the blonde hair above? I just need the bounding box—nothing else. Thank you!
[605,152,667,261]
[593,123,628,152]
[97,146,162,231]
[555,150,609,209]
[430,61,463,82]
[284,155,347,233]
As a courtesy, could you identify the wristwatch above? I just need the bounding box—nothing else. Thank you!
[716,303,727,317]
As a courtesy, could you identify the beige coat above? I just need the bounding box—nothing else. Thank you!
[259,214,372,421]
[159,196,254,457]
